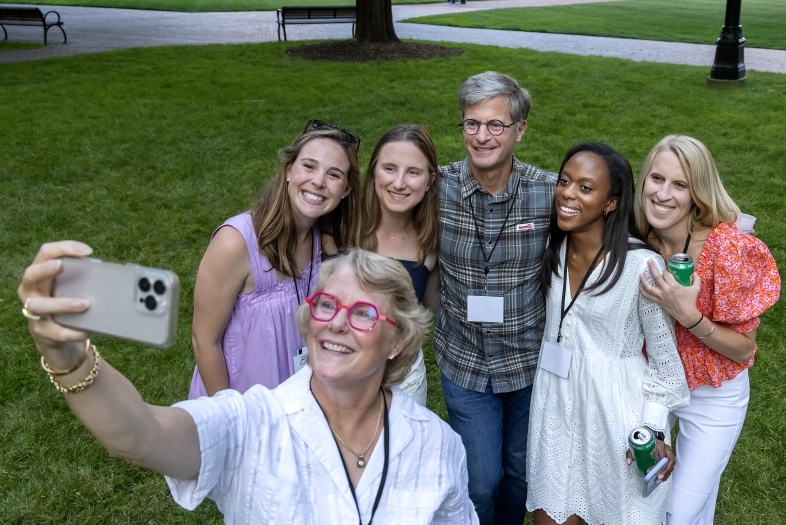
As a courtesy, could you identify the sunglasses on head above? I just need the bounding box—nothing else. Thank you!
[303,119,361,151]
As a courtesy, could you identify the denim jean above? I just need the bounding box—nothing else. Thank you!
[440,373,532,525]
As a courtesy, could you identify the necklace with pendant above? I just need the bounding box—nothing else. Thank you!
[382,222,412,240]
[328,391,384,468]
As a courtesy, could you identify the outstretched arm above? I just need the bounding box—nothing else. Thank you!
[19,241,201,480]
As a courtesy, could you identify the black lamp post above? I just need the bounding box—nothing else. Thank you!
[709,0,746,83]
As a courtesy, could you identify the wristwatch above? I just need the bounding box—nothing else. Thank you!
[645,425,666,441]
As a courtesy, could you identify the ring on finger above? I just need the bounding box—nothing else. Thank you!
[22,297,42,321]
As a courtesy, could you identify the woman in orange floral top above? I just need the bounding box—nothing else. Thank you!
[634,135,780,525]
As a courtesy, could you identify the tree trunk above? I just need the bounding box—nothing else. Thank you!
[355,0,400,43]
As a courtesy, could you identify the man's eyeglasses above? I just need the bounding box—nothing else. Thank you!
[303,119,361,150]
[305,292,398,332]
[459,119,517,136]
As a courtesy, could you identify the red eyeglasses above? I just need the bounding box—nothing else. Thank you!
[305,292,398,332]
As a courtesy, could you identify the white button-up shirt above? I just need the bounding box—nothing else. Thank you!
[166,367,479,524]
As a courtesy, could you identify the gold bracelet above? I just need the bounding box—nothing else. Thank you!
[697,323,715,340]
[48,346,101,394]
[41,339,91,376]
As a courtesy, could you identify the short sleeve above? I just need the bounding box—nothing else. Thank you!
[708,225,781,333]
[165,390,252,510]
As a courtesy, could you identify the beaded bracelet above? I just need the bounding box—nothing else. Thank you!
[46,346,101,394]
[40,339,91,376]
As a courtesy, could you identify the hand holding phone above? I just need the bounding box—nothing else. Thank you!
[53,257,180,348]
[642,457,669,497]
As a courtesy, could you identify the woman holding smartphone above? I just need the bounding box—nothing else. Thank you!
[634,135,780,525]
[359,124,440,406]
[189,121,361,398]
[526,143,689,525]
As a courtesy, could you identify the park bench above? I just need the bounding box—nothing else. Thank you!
[276,6,356,42]
[0,7,66,45]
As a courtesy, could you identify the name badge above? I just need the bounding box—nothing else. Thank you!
[539,339,572,379]
[293,346,308,373]
[467,295,504,323]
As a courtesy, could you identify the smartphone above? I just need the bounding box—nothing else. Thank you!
[642,456,669,497]
[53,257,180,348]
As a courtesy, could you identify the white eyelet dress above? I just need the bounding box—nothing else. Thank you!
[526,241,689,525]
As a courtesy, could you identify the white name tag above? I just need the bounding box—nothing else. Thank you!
[539,339,572,379]
[293,346,308,373]
[467,295,504,323]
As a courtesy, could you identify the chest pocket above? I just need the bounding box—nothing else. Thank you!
[384,489,445,524]
[250,471,313,524]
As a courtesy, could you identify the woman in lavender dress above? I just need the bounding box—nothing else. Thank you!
[189,122,361,398]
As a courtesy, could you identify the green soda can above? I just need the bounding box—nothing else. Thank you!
[668,253,694,286]
[629,426,657,477]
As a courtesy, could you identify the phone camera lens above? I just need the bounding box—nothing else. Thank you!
[153,280,166,295]
[139,277,151,292]
[144,295,157,311]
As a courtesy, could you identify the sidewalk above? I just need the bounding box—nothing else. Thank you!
[1,0,784,73]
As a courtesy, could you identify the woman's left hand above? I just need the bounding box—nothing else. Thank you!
[626,440,676,483]
[639,259,702,328]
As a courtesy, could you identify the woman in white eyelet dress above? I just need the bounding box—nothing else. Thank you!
[526,143,689,525]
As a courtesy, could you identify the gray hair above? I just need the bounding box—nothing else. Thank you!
[295,248,432,388]
[458,71,532,123]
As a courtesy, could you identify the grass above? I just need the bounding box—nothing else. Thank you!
[0,41,43,51]
[405,0,786,51]
[1,41,785,524]
[5,0,441,12]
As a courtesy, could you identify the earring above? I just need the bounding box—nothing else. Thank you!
[603,210,608,218]
[286,178,290,183]
[388,355,395,360]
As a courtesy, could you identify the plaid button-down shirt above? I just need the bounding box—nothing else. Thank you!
[434,157,557,394]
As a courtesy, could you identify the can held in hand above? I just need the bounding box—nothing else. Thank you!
[668,253,694,286]
[629,426,657,477]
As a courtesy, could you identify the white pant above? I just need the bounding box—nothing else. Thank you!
[397,349,427,406]
[668,370,750,525]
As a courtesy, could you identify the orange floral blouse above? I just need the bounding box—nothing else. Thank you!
[677,222,780,390]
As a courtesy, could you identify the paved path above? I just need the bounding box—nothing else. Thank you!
[1,0,784,73]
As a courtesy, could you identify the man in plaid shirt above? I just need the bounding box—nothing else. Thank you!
[435,71,557,525]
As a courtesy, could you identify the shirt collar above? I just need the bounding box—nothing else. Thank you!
[459,156,521,201]
[277,367,423,504]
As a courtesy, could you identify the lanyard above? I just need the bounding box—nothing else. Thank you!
[469,177,521,279]
[557,242,605,343]
[312,386,390,525]
[293,228,314,305]
[682,233,691,254]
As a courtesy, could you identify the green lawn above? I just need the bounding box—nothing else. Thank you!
[1,41,785,524]
[406,0,786,51]
[0,41,43,50]
[4,0,440,12]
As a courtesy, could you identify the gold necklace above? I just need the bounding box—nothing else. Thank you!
[381,222,412,240]
[329,391,384,468]
[297,229,311,244]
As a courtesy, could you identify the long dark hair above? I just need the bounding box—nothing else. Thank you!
[541,142,648,296]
